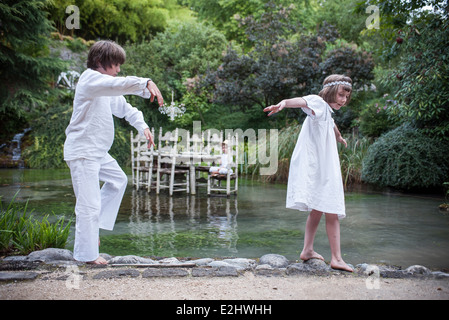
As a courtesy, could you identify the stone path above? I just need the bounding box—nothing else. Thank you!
[1,248,449,283]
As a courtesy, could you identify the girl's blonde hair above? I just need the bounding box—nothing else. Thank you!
[318,74,352,105]
[87,40,126,70]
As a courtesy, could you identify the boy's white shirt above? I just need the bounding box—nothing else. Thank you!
[64,68,151,161]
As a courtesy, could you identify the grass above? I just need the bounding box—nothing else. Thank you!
[0,192,72,255]
[247,124,372,189]
[338,135,372,189]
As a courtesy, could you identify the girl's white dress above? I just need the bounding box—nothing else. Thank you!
[286,95,345,219]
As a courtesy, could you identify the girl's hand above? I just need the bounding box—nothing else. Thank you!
[144,128,155,148]
[337,136,347,148]
[263,101,286,116]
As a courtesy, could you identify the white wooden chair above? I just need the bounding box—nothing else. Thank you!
[131,128,155,191]
[207,133,238,197]
[187,130,209,191]
[156,128,190,196]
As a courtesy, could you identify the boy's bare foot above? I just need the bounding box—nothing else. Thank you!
[86,256,108,265]
[330,259,353,272]
[300,250,324,262]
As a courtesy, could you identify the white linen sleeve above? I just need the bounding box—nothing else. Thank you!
[301,95,327,120]
[112,96,149,136]
[79,70,151,99]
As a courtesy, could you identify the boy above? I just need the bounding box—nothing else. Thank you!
[64,40,163,264]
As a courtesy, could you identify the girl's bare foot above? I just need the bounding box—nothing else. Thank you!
[86,256,108,265]
[330,259,353,272]
[300,250,324,262]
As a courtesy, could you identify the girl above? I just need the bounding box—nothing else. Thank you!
[263,74,353,272]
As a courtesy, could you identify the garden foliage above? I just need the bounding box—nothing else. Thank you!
[361,125,449,190]
[0,193,72,255]
[0,0,66,139]
[381,16,449,141]
[2,0,449,192]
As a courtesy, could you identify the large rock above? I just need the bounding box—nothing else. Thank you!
[259,254,289,268]
[192,258,214,266]
[304,258,330,271]
[222,258,256,270]
[287,259,330,276]
[142,268,189,278]
[207,259,255,270]
[93,269,140,280]
[27,248,74,262]
[405,265,431,275]
[0,271,38,281]
[108,255,155,265]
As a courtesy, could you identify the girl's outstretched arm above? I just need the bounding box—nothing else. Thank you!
[334,124,347,148]
[264,97,314,117]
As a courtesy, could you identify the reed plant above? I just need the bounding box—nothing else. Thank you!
[0,192,72,255]
[247,124,372,188]
[338,135,372,189]
[246,124,301,183]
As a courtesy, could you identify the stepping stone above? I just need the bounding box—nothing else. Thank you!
[92,269,140,279]
[142,268,189,278]
[0,271,38,281]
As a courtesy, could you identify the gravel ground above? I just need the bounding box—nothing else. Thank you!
[1,270,449,300]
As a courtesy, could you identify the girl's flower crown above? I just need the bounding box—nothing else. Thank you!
[323,81,352,88]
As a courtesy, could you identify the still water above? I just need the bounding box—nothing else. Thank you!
[1,169,448,269]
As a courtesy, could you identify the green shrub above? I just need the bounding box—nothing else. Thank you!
[361,125,449,190]
[359,96,397,138]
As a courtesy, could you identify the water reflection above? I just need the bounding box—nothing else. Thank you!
[1,169,449,269]
[111,190,239,257]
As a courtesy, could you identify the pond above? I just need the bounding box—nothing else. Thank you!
[1,169,448,270]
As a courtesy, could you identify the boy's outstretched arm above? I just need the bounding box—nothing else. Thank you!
[147,80,164,107]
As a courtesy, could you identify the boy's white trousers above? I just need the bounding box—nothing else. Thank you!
[67,154,128,262]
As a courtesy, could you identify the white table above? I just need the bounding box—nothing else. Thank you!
[141,151,221,195]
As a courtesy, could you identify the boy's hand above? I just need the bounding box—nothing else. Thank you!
[147,80,164,107]
[144,128,155,148]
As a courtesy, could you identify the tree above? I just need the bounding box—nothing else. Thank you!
[182,0,319,44]
[46,0,191,43]
[0,0,66,138]
[370,1,449,140]
[201,2,375,124]
[202,3,320,110]
[120,21,228,128]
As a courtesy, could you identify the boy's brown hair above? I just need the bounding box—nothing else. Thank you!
[87,40,126,70]
[318,74,352,106]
